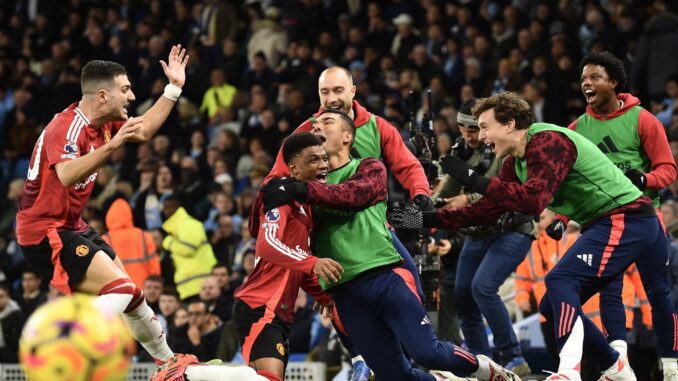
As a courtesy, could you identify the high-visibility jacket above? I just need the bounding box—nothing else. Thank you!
[515,231,652,329]
[162,207,217,300]
[103,198,159,289]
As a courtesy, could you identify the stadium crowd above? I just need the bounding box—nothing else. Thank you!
[1,0,678,378]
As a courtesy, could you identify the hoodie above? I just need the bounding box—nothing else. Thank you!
[103,198,159,289]
[569,93,676,191]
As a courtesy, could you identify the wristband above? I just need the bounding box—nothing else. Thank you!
[162,83,182,101]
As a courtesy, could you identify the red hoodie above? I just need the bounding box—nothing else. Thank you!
[569,93,676,190]
[249,100,429,238]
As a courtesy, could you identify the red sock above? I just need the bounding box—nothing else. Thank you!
[256,369,283,381]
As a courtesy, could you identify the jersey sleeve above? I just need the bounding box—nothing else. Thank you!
[637,108,677,189]
[257,205,317,274]
[305,158,388,211]
[376,116,431,198]
[300,273,333,305]
[44,116,83,166]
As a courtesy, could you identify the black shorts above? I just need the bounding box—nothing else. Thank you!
[232,298,290,365]
[19,228,116,294]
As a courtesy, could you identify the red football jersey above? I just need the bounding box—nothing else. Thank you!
[17,103,123,245]
[234,201,331,324]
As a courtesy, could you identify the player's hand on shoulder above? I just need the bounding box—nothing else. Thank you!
[109,117,143,150]
[262,177,308,211]
[313,257,343,284]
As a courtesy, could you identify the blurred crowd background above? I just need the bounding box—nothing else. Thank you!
[1,0,678,377]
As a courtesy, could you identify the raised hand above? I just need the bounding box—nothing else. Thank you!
[159,44,189,88]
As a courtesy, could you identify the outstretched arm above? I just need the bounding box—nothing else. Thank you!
[128,44,189,143]
[305,158,388,211]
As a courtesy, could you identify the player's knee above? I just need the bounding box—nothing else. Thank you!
[544,270,565,289]
[470,276,496,299]
[99,278,145,313]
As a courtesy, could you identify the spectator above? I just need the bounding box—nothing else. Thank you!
[198,276,232,322]
[15,269,47,322]
[0,284,21,362]
[103,198,160,289]
[143,275,164,315]
[159,286,181,332]
[200,68,237,121]
[161,194,217,301]
[174,300,222,361]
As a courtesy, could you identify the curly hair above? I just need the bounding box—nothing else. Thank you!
[471,92,535,130]
[579,51,628,93]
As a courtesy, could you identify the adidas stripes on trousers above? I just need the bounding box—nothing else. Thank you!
[539,212,678,370]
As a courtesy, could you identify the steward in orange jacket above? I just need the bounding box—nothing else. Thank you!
[103,198,160,288]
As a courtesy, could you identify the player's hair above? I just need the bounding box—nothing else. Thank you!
[319,66,353,85]
[579,51,628,93]
[472,91,535,130]
[81,60,127,94]
[282,132,323,165]
[319,109,356,146]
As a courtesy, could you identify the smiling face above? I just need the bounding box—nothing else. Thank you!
[318,68,356,114]
[289,145,329,183]
[477,108,515,158]
[581,64,617,111]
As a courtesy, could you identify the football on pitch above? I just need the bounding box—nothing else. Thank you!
[19,293,134,381]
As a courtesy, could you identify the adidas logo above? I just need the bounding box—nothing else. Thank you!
[597,135,620,154]
[468,169,474,176]
[420,316,431,325]
[279,185,285,191]
[577,253,593,266]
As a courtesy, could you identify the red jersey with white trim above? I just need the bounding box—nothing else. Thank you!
[234,201,331,324]
[17,103,123,245]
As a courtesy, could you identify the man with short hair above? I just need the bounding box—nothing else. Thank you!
[234,132,341,381]
[389,91,678,381]
[143,275,164,314]
[199,276,231,322]
[16,268,47,320]
[263,110,519,381]
[174,300,222,361]
[16,46,192,371]
[251,65,432,381]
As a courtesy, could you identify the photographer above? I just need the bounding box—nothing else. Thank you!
[433,99,535,377]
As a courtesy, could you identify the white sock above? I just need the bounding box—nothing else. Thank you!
[473,355,491,380]
[94,292,133,316]
[351,355,364,365]
[662,358,678,372]
[557,317,584,378]
[123,300,173,363]
[610,340,627,359]
[184,365,269,381]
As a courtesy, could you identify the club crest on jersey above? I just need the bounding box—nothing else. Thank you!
[266,208,280,222]
[75,245,90,257]
[276,343,286,356]
[104,130,111,144]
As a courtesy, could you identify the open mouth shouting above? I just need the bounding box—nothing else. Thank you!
[584,88,597,104]
[316,171,327,183]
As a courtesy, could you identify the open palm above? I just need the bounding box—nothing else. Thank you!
[160,44,189,87]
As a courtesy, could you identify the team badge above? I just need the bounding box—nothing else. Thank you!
[75,245,90,257]
[64,141,78,155]
[104,130,111,144]
[276,343,285,356]
[266,208,280,222]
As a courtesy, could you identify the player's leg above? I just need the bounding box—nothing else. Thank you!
[598,272,631,361]
[454,239,490,356]
[378,267,518,381]
[472,231,531,371]
[632,215,678,377]
[232,298,289,381]
[391,229,425,300]
[332,274,438,381]
[332,310,373,381]
[70,229,174,364]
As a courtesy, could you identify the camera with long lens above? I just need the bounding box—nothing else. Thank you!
[408,90,441,312]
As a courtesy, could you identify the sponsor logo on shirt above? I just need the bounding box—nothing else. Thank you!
[74,172,98,190]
